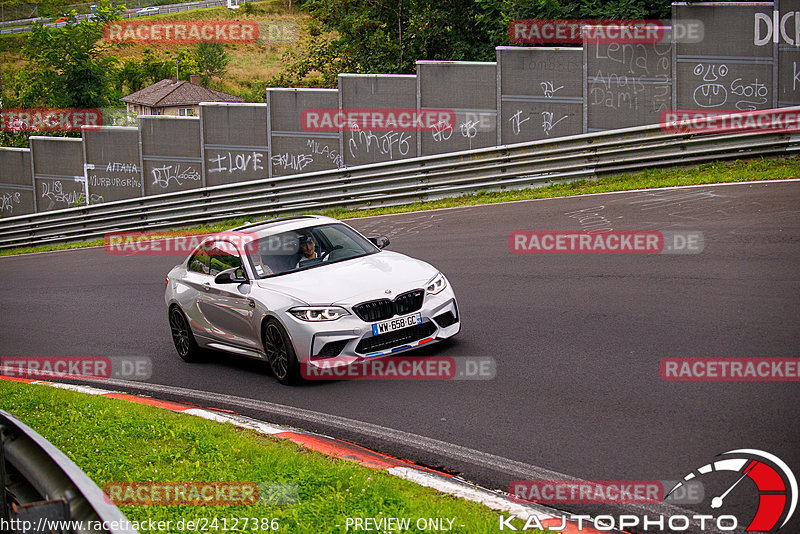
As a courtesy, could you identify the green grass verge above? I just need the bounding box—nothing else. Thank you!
[0,380,537,533]
[1,156,798,257]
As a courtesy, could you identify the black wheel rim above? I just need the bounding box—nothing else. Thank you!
[264,323,288,379]
[169,308,191,358]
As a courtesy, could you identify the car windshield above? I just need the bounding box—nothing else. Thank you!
[245,223,378,278]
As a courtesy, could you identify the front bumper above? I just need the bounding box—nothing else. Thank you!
[283,286,460,369]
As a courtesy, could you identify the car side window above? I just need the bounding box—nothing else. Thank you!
[188,248,210,274]
[207,241,243,276]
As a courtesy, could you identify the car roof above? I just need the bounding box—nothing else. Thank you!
[233,215,343,237]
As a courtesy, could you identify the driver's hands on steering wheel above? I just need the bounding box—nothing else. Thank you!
[319,245,343,261]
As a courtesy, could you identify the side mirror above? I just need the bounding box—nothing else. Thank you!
[214,267,248,284]
[368,236,390,249]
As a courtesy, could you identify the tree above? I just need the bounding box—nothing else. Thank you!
[172,49,199,81]
[274,0,672,87]
[141,49,175,83]
[113,58,147,94]
[271,0,512,86]
[192,43,231,86]
[505,0,671,21]
[19,0,124,108]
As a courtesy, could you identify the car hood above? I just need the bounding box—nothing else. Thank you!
[254,250,438,305]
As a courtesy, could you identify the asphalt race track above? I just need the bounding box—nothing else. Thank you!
[1,180,798,533]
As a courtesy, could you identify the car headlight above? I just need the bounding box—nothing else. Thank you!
[425,272,447,295]
[289,306,350,321]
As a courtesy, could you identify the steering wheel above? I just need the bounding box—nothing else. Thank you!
[319,245,343,261]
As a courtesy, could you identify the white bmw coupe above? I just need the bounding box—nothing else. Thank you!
[165,215,460,384]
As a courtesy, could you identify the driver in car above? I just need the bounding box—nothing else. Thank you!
[295,232,318,268]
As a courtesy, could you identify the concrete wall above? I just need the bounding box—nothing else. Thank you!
[0,2,793,216]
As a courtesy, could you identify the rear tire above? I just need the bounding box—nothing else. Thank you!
[262,318,299,385]
[169,306,202,363]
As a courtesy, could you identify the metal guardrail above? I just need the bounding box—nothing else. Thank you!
[0,120,798,250]
[0,409,138,533]
[0,17,44,28]
[0,0,235,34]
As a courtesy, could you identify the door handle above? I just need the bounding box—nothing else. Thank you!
[203,282,211,291]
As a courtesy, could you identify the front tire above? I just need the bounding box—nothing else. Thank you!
[262,318,299,385]
[169,306,202,363]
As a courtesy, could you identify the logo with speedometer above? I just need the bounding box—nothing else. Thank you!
[666,449,797,531]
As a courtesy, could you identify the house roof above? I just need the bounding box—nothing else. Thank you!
[121,78,242,107]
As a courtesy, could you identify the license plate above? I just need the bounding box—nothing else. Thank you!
[372,313,421,335]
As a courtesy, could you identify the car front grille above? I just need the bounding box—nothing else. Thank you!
[352,289,424,322]
[356,321,436,354]
[352,299,395,322]
[393,289,424,316]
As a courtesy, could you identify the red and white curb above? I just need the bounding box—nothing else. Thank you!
[0,376,618,533]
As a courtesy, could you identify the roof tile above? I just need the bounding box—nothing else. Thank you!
[121,78,242,107]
